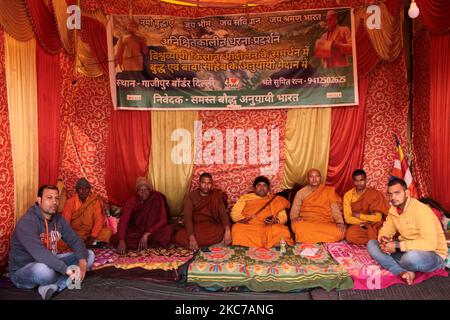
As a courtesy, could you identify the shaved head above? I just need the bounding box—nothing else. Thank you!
[307,168,321,178]
[307,168,322,188]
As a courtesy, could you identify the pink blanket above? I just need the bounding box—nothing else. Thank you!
[326,242,448,290]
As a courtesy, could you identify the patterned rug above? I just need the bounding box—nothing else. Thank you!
[92,247,195,271]
[326,242,448,290]
[187,244,353,292]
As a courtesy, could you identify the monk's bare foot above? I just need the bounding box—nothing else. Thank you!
[400,271,415,285]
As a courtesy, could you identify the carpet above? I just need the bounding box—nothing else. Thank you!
[187,244,353,292]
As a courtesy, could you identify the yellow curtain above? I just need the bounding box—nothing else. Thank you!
[0,0,34,41]
[355,2,403,62]
[5,34,39,221]
[52,0,75,55]
[148,111,198,216]
[77,39,103,77]
[283,108,331,188]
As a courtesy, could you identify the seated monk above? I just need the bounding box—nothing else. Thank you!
[173,172,231,249]
[344,169,389,244]
[113,177,173,253]
[62,178,112,247]
[290,169,346,243]
[231,176,294,248]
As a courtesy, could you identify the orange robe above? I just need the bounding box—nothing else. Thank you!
[231,193,294,248]
[62,193,112,244]
[344,188,389,245]
[291,185,344,243]
[174,189,230,248]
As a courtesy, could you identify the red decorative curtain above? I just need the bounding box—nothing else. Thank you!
[326,77,368,196]
[411,29,431,198]
[355,23,382,77]
[26,0,61,54]
[0,28,15,275]
[362,56,409,192]
[58,74,112,199]
[36,42,62,186]
[105,111,152,205]
[415,0,450,207]
[429,34,450,208]
[326,18,391,195]
[416,0,450,34]
[82,16,109,75]
[191,110,287,207]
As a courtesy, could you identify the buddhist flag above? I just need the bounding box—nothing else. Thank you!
[390,136,419,198]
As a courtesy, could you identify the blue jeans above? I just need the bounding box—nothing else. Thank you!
[367,240,444,275]
[11,250,95,292]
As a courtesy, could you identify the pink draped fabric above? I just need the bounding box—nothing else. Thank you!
[105,110,152,205]
[37,42,62,185]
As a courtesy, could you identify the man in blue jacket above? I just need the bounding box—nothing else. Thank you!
[9,185,95,299]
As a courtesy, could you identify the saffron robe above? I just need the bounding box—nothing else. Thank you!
[344,187,389,245]
[62,193,112,244]
[174,189,230,248]
[231,193,293,248]
[291,185,344,243]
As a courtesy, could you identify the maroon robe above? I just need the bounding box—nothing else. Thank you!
[174,189,230,248]
[114,191,173,249]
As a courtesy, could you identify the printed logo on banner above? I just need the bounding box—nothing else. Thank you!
[326,92,343,98]
[127,95,142,101]
[224,78,240,90]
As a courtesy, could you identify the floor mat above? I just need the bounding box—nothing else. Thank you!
[93,247,195,272]
[338,274,450,300]
[326,242,448,290]
[187,244,353,292]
